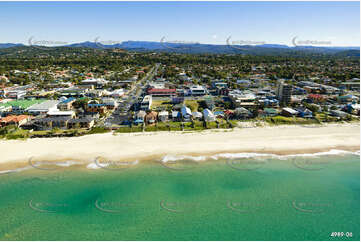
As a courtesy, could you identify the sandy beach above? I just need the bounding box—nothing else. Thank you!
[0,123,359,168]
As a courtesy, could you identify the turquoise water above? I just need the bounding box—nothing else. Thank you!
[0,153,359,241]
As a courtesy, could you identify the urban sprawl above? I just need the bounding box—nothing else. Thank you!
[0,50,359,139]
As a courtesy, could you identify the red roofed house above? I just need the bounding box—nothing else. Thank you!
[308,94,325,103]
[147,88,176,97]
[0,115,33,127]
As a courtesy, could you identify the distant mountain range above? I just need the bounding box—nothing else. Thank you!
[0,41,359,56]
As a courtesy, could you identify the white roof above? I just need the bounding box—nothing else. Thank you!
[181,106,192,116]
[192,111,203,118]
[81,78,107,83]
[159,111,169,116]
[172,111,179,117]
[47,110,75,116]
[203,108,215,117]
[26,100,59,111]
[282,107,298,114]
[142,95,152,102]
[190,85,205,91]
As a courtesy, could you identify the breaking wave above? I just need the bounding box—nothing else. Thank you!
[161,149,360,163]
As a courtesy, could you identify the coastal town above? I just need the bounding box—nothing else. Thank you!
[0,51,359,139]
[0,2,360,241]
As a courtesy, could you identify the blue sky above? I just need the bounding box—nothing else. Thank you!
[0,1,359,46]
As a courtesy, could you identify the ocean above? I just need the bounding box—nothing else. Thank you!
[0,150,359,241]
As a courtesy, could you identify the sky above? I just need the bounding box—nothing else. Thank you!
[0,1,359,47]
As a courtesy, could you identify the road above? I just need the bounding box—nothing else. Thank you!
[104,63,160,126]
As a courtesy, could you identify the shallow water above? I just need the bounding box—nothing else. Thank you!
[0,153,359,240]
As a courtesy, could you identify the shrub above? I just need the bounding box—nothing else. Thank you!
[87,126,111,134]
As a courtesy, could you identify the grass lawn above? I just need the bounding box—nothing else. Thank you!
[0,99,47,109]
[184,100,199,112]
[150,100,173,110]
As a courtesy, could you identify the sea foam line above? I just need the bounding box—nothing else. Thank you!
[161,149,360,163]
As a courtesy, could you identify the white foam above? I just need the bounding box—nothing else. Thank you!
[86,162,105,169]
[160,149,360,163]
[86,160,138,169]
[162,155,207,163]
[32,160,81,167]
[0,166,32,175]
[284,149,359,158]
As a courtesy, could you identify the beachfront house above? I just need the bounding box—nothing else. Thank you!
[295,107,313,118]
[145,111,158,125]
[67,117,95,129]
[0,115,33,127]
[261,108,278,117]
[171,111,181,121]
[203,108,216,122]
[344,104,360,116]
[181,105,192,121]
[140,95,152,110]
[330,110,348,118]
[192,111,203,120]
[26,100,59,115]
[281,107,299,117]
[34,116,71,130]
[135,110,146,121]
[158,110,169,122]
[234,107,252,119]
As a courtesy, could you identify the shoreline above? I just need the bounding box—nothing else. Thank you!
[0,123,359,171]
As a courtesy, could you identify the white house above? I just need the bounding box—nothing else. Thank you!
[26,100,59,115]
[158,110,169,122]
[203,109,216,122]
[181,105,192,121]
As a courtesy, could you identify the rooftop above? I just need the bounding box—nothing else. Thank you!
[26,100,59,111]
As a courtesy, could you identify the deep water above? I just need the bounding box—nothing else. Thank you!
[0,154,359,241]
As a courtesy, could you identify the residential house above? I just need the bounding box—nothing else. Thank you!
[344,104,360,116]
[102,98,118,110]
[181,105,192,121]
[203,109,216,122]
[281,107,299,117]
[338,95,358,104]
[229,90,257,108]
[190,85,207,96]
[47,110,75,119]
[0,106,12,117]
[67,117,95,129]
[191,111,203,120]
[140,95,152,110]
[0,115,33,127]
[57,97,76,111]
[80,78,108,89]
[158,111,169,122]
[34,116,71,130]
[233,107,251,119]
[260,108,278,117]
[295,107,313,118]
[86,101,107,114]
[330,110,348,118]
[145,111,158,125]
[26,100,59,115]
[135,110,146,122]
[171,111,181,121]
